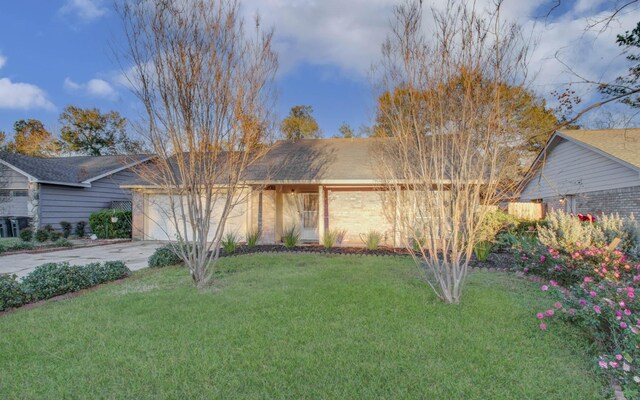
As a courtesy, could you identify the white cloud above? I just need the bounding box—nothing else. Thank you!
[59,0,107,22]
[244,0,395,77]
[64,77,118,100]
[241,0,639,105]
[0,78,54,110]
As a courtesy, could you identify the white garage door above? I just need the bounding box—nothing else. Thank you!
[145,194,247,241]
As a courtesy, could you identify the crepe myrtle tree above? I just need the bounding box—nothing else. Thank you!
[118,0,278,287]
[373,0,531,303]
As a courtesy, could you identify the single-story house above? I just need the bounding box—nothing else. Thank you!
[519,129,640,217]
[125,138,405,246]
[0,152,152,231]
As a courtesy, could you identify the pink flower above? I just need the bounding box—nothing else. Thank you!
[579,299,587,306]
[620,301,627,307]
[523,268,529,273]
[536,313,544,319]
[616,354,623,361]
[590,291,597,297]
[629,292,635,299]
[569,309,576,315]
[541,285,549,292]
[599,360,608,369]
[554,266,562,271]
[554,302,562,309]
[625,309,632,316]
[594,305,601,314]
[545,309,555,317]
[584,277,593,283]
[610,361,619,368]
[621,322,628,329]
[539,323,547,331]
[540,256,546,262]
[550,280,558,287]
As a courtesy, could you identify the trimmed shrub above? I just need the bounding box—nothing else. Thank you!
[21,262,91,301]
[476,210,519,242]
[245,228,261,247]
[49,231,62,241]
[34,229,49,242]
[75,221,86,238]
[21,261,130,302]
[19,228,33,242]
[282,226,300,249]
[84,261,130,285]
[43,224,54,233]
[89,210,132,239]
[60,221,72,238]
[0,274,28,311]
[148,244,184,268]
[222,232,239,254]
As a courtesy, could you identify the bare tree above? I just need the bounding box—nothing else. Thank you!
[373,0,530,303]
[119,0,278,287]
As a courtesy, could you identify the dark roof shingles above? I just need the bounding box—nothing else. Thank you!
[0,152,150,185]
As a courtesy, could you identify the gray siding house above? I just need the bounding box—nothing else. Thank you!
[0,153,152,230]
[519,129,640,217]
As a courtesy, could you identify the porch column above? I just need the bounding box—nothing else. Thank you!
[318,185,325,240]
[394,190,402,247]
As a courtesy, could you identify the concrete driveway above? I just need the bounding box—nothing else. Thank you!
[0,241,163,278]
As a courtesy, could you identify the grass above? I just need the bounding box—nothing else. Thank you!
[0,254,607,399]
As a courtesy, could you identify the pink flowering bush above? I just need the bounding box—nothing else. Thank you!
[537,275,640,397]
[516,244,635,287]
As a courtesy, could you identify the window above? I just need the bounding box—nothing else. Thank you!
[12,190,28,197]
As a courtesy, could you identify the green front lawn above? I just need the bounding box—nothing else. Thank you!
[0,255,607,399]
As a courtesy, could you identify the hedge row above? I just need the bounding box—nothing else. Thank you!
[0,261,130,311]
[88,210,132,239]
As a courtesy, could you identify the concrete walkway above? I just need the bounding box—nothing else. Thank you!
[0,241,162,277]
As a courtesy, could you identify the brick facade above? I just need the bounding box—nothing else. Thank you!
[327,189,395,246]
[543,185,640,217]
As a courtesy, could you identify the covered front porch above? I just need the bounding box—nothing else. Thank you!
[248,184,397,246]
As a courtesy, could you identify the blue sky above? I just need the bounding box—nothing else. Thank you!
[0,0,638,140]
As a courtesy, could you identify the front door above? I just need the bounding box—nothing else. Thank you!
[299,193,319,242]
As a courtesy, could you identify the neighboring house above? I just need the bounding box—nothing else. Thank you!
[125,138,404,246]
[0,152,153,231]
[519,129,640,217]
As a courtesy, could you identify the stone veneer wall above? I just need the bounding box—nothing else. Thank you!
[327,189,395,246]
[27,182,39,228]
[543,185,640,217]
[131,191,145,240]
